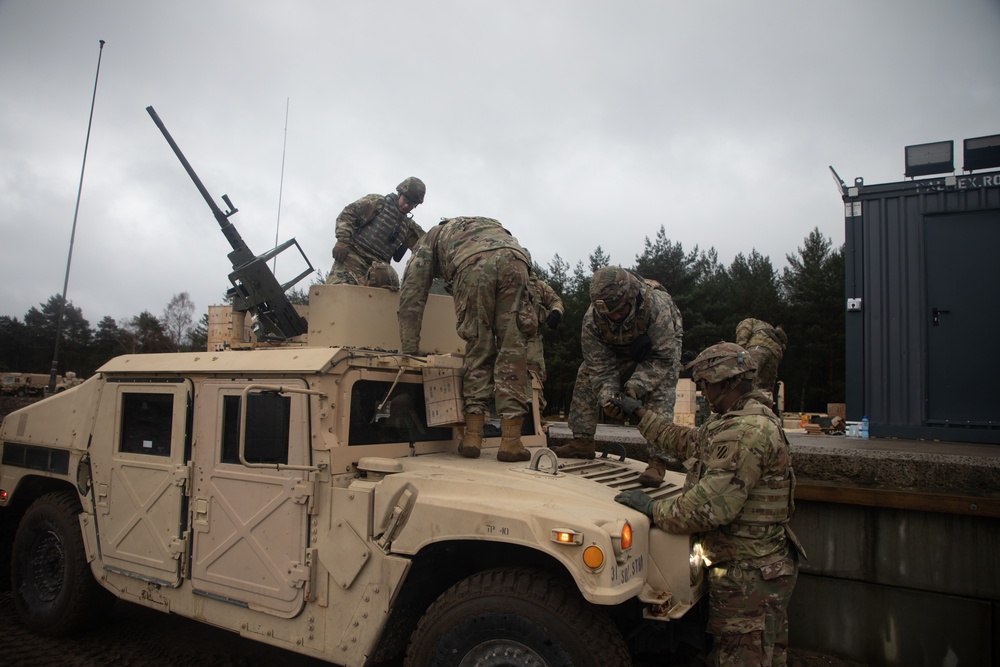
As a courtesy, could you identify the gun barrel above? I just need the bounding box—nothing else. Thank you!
[146,105,310,341]
[146,107,223,218]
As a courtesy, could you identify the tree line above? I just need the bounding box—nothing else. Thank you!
[0,292,204,380]
[0,226,844,413]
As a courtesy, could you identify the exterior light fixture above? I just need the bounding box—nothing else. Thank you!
[904,140,954,178]
[963,134,1000,172]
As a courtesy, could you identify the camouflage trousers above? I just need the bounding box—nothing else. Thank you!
[747,345,780,398]
[453,249,537,417]
[567,357,678,437]
[706,552,798,666]
[328,246,400,290]
[527,336,547,414]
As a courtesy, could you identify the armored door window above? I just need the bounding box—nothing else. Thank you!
[220,393,291,465]
[119,392,174,456]
[349,379,452,445]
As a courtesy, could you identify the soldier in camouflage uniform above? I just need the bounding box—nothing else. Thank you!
[526,271,564,418]
[734,318,787,401]
[327,177,426,286]
[612,343,803,667]
[550,267,683,475]
[398,217,537,462]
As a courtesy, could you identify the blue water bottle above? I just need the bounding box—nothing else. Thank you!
[861,416,869,440]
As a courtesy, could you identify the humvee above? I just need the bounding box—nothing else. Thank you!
[1,373,53,397]
[0,108,707,667]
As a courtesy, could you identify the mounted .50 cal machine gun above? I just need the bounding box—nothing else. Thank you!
[146,106,311,342]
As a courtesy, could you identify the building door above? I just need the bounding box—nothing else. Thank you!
[925,210,1000,426]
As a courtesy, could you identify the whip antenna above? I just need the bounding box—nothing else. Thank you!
[50,39,106,393]
[272,97,290,273]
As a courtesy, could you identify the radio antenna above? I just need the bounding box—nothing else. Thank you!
[50,39,106,393]
[272,97,290,273]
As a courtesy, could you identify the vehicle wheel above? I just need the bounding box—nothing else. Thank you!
[12,491,114,635]
[405,567,632,667]
[16,387,26,397]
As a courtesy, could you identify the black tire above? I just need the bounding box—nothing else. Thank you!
[405,567,632,667]
[11,491,114,635]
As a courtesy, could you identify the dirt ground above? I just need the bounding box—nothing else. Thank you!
[0,395,39,420]
[0,592,866,667]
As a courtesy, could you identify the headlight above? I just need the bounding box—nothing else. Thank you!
[602,519,632,565]
[690,538,712,582]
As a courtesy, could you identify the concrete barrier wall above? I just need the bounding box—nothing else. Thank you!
[789,500,1000,665]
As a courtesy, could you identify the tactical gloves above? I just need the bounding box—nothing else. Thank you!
[603,400,626,420]
[332,241,350,263]
[609,393,643,419]
[614,489,654,517]
[545,310,562,329]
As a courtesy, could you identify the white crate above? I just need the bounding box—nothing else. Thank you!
[423,367,465,426]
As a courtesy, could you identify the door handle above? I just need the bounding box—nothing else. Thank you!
[932,307,950,326]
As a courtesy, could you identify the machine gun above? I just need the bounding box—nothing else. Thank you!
[146,106,310,341]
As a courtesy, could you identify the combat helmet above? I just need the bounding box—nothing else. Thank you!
[396,177,426,205]
[590,266,640,316]
[687,342,757,384]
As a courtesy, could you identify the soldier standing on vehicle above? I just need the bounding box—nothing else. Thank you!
[611,342,803,667]
[734,318,787,402]
[525,263,564,420]
[398,216,537,462]
[328,177,426,286]
[550,266,683,485]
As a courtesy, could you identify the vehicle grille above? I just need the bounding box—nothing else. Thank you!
[557,456,682,501]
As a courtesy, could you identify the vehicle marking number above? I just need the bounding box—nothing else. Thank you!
[484,524,510,536]
[611,555,644,585]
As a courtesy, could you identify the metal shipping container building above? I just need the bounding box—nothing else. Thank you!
[841,166,1000,444]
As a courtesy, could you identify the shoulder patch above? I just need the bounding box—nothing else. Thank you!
[712,442,732,461]
[707,430,743,465]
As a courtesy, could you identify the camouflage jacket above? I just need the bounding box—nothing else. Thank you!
[581,283,682,405]
[636,390,794,564]
[734,318,785,357]
[530,275,563,323]
[335,193,425,258]
[398,217,529,349]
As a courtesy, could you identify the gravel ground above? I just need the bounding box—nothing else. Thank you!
[0,591,868,667]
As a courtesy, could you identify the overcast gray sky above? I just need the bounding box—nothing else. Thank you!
[1,0,998,327]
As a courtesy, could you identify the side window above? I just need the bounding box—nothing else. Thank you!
[349,380,452,445]
[220,393,291,465]
[119,392,174,457]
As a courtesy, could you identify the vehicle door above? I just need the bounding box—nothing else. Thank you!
[89,379,191,586]
[189,380,313,618]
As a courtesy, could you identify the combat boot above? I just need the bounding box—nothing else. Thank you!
[458,413,485,458]
[549,437,596,460]
[637,455,667,488]
[497,417,531,462]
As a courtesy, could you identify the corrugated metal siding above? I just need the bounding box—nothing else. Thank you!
[844,171,1000,442]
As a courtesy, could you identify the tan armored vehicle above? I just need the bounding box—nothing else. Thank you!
[0,373,52,397]
[0,109,706,666]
